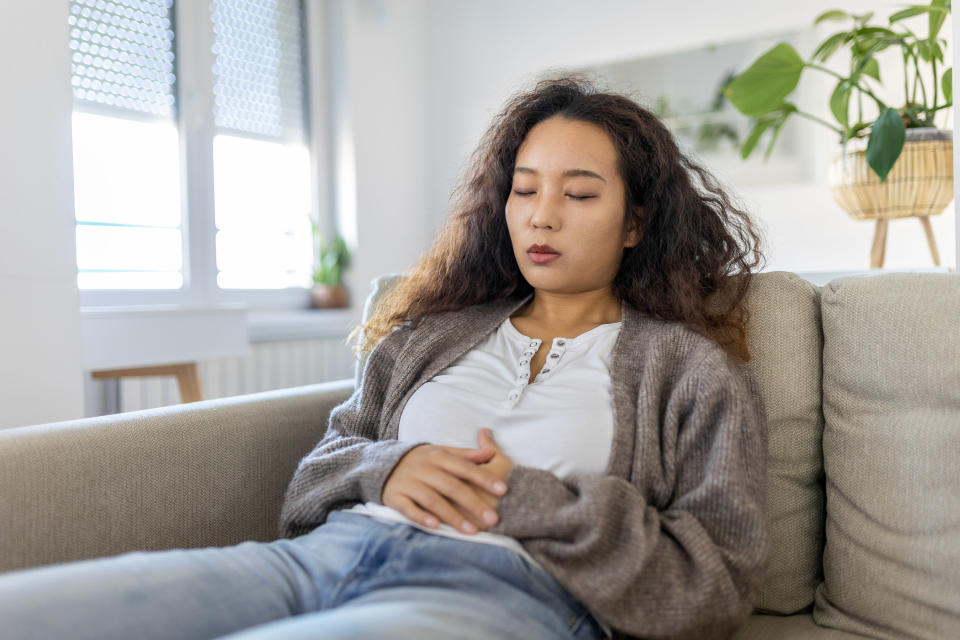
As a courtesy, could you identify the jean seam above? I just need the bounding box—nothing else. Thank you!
[322,517,386,608]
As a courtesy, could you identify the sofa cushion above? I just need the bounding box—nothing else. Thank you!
[733,613,868,639]
[814,272,960,638]
[744,271,826,614]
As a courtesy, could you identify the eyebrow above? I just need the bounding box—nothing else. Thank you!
[513,166,607,183]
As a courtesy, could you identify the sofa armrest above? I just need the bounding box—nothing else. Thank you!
[0,378,354,574]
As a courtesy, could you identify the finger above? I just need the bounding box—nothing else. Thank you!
[410,483,482,535]
[477,428,500,452]
[423,468,500,529]
[440,446,496,458]
[461,448,496,464]
[393,494,439,529]
[438,453,508,497]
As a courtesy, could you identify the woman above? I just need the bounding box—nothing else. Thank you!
[0,74,769,640]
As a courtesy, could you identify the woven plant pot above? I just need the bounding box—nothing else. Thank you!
[828,127,953,220]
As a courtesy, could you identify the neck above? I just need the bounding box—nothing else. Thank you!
[515,287,622,327]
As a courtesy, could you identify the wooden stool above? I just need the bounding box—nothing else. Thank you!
[90,362,204,404]
[869,216,942,269]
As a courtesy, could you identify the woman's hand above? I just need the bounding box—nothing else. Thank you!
[382,442,508,535]
[473,428,514,510]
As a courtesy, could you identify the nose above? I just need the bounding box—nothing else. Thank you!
[530,191,560,230]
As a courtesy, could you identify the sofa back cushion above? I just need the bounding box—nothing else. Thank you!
[813,272,960,638]
[743,271,826,614]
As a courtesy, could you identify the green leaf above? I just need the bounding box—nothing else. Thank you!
[812,31,852,62]
[930,0,949,40]
[942,67,953,105]
[916,40,931,62]
[741,117,777,159]
[854,26,899,37]
[866,107,906,182]
[930,39,944,63]
[830,79,852,129]
[861,56,881,81]
[764,112,793,161]
[814,9,850,24]
[849,120,871,137]
[889,6,931,22]
[723,43,805,117]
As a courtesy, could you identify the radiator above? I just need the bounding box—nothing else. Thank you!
[118,337,357,412]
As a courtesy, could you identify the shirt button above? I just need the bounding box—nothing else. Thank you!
[549,353,560,359]
[509,392,519,400]
[529,341,538,347]
[520,359,528,364]
[556,339,566,346]
[541,368,550,373]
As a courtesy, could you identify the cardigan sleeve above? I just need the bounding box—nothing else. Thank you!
[278,326,427,539]
[487,346,770,640]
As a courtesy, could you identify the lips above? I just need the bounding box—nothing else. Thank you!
[527,243,560,254]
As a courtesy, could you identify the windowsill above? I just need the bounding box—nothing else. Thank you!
[79,304,359,371]
[246,307,357,342]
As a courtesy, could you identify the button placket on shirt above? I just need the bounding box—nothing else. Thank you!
[538,338,566,377]
[507,338,571,405]
[508,340,541,403]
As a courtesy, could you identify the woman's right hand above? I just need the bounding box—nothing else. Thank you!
[381,444,508,535]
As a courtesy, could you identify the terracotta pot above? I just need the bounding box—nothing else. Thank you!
[828,127,953,220]
[310,283,349,309]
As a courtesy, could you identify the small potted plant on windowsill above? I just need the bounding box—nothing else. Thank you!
[310,222,351,309]
[722,1,953,267]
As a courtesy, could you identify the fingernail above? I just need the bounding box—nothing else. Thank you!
[483,510,497,525]
[494,482,507,494]
[462,521,477,534]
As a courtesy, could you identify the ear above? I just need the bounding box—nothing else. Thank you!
[624,207,643,248]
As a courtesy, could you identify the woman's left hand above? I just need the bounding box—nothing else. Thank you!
[474,428,513,509]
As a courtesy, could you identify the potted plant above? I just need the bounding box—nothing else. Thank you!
[309,221,351,309]
[722,0,953,267]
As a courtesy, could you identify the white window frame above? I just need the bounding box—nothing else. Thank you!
[76,0,332,310]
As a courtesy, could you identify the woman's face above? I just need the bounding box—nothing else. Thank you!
[505,115,640,296]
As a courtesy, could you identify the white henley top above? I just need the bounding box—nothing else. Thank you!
[345,314,621,569]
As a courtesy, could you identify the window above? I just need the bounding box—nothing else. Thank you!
[70,0,318,308]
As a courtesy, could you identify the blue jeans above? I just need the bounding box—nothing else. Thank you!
[0,511,609,639]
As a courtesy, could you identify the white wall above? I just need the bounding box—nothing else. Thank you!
[420,0,956,272]
[327,0,432,327]
[0,1,85,429]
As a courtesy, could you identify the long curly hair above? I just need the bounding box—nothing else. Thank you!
[346,73,767,364]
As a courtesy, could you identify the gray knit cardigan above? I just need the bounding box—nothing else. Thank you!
[279,291,770,640]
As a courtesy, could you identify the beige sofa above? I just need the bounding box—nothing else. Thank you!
[2,270,958,639]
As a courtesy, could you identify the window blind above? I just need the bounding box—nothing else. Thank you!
[210,0,313,290]
[210,0,306,141]
[69,0,176,117]
[69,0,183,291]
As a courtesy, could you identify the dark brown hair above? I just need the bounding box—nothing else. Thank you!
[347,73,767,363]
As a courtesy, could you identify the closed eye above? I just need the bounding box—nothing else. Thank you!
[512,190,596,200]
